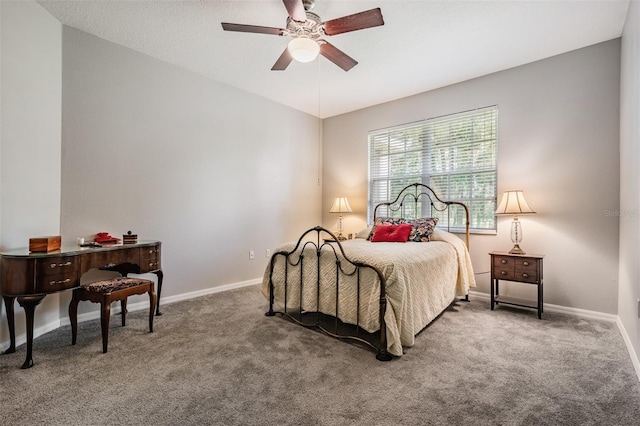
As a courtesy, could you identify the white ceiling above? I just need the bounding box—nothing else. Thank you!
[36,0,630,118]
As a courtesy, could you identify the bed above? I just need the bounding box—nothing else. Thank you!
[261,183,476,360]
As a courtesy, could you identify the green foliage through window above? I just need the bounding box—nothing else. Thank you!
[368,106,498,231]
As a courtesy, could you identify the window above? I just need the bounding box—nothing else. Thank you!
[368,106,498,231]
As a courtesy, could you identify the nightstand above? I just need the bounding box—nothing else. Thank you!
[489,251,544,319]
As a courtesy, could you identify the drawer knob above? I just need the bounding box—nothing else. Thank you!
[49,278,71,286]
[522,273,529,278]
[50,261,72,268]
[523,261,529,266]
[501,271,507,276]
[501,259,507,264]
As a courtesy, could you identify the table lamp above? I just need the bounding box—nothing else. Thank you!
[329,197,352,241]
[495,190,536,254]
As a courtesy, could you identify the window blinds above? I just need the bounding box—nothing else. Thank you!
[368,106,498,230]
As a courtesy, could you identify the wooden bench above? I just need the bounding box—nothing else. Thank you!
[69,277,157,353]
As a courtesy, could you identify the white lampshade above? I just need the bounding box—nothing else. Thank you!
[288,37,320,63]
[329,197,353,213]
[495,190,536,216]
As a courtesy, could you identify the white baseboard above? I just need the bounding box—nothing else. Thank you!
[3,278,262,351]
[470,290,639,382]
[56,278,262,327]
[468,290,618,322]
[616,317,640,381]
[156,277,261,307]
[4,283,639,383]
[2,319,63,354]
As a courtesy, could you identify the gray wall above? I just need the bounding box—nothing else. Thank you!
[322,39,621,314]
[0,0,62,342]
[0,0,322,345]
[60,26,322,314]
[1,1,636,369]
[619,0,640,372]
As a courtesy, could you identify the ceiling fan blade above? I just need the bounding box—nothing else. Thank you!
[323,8,384,36]
[271,48,294,71]
[319,41,358,72]
[221,23,286,36]
[283,0,306,22]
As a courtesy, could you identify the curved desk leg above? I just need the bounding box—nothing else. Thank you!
[2,295,17,354]
[69,291,79,346]
[152,269,163,316]
[17,294,45,369]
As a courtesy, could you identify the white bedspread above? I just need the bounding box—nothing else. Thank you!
[261,229,476,357]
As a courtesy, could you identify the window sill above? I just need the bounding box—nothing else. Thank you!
[444,228,498,236]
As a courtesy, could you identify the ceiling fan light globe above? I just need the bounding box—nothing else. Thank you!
[287,37,319,62]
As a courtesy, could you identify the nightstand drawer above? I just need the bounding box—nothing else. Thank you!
[493,255,514,268]
[493,255,514,279]
[515,257,539,283]
[513,269,538,283]
[494,267,515,280]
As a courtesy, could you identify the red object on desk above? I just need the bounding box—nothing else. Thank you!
[94,232,121,244]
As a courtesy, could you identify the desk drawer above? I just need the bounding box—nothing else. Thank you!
[84,248,139,271]
[35,255,79,292]
[140,244,161,272]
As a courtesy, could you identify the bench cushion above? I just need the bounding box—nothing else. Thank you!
[83,277,153,294]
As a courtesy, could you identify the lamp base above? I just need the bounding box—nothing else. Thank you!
[509,244,525,255]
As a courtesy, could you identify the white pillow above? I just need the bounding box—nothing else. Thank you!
[355,226,372,239]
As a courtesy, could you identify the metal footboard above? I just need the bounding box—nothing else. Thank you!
[265,226,392,361]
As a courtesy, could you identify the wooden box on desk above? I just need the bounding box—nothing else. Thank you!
[123,234,138,245]
[29,235,61,252]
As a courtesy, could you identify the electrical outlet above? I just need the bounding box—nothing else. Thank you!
[249,250,254,260]
[265,249,271,258]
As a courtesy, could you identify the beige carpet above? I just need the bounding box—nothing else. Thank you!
[1,285,639,425]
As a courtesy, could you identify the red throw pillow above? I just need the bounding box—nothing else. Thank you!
[371,224,412,243]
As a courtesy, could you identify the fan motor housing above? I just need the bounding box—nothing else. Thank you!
[286,12,323,39]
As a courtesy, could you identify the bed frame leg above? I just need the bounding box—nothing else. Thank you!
[376,351,392,361]
[266,275,276,316]
[265,295,275,316]
[376,294,392,361]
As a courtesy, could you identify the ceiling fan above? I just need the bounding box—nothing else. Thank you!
[221,0,384,72]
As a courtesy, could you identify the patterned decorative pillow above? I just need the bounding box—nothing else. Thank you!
[407,217,439,242]
[368,217,407,240]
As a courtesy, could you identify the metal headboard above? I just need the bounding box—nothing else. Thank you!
[373,183,470,248]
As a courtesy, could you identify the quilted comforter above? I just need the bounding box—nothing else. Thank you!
[261,229,476,357]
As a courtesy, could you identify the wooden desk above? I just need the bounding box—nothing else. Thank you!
[1,240,163,368]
